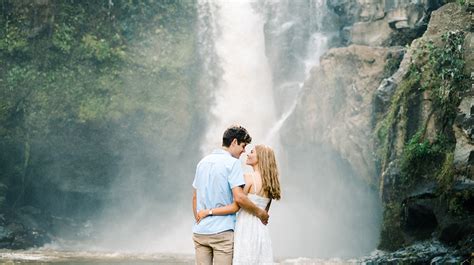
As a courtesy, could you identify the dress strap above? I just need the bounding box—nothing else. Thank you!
[251,173,258,194]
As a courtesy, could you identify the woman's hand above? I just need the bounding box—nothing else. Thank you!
[196,209,209,223]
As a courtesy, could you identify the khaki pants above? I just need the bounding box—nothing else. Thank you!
[193,231,234,265]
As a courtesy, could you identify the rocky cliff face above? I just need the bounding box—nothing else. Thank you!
[284,1,473,260]
[328,0,445,46]
[285,44,404,183]
[375,3,473,254]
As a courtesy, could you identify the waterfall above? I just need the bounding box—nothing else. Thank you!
[197,0,380,260]
[198,0,276,155]
[263,0,330,146]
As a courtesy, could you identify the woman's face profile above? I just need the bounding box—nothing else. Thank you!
[246,148,258,166]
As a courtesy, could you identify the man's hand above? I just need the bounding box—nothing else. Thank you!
[257,208,269,225]
[196,209,209,224]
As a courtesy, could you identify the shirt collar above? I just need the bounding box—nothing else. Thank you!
[212,148,231,156]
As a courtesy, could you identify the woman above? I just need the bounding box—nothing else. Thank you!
[196,144,281,264]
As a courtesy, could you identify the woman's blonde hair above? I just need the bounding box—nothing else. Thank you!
[255,145,281,200]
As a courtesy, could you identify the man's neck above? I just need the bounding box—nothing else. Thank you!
[222,146,238,158]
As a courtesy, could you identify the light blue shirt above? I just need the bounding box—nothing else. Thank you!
[192,149,245,234]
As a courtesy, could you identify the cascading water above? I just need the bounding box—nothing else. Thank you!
[198,0,277,155]
[260,0,331,146]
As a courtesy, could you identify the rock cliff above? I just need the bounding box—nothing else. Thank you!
[328,0,445,46]
[285,44,404,183]
[284,1,473,260]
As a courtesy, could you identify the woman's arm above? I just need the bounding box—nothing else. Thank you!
[197,172,254,223]
[197,202,240,223]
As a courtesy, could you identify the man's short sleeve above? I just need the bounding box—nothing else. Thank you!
[228,159,245,188]
[192,164,199,189]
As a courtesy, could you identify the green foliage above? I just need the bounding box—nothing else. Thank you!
[419,31,467,126]
[436,153,474,215]
[390,31,466,189]
[0,23,28,53]
[375,66,420,171]
[52,23,75,53]
[436,152,456,193]
[0,0,200,212]
[399,131,447,187]
[376,31,467,186]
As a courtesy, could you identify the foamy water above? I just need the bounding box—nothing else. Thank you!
[0,249,195,264]
[0,248,360,265]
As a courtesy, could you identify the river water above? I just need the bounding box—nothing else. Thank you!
[0,249,361,265]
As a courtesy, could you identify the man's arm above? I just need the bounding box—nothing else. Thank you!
[196,202,240,223]
[192,189,198,222]
[232,186,269,225]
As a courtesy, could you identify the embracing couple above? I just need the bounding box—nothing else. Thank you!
[192,125,281,265]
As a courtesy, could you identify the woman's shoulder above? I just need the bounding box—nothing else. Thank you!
[243,172,254,183]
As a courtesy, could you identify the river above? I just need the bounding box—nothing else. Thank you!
[0,249,361,265]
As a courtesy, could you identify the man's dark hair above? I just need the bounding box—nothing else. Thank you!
[222,125,252,147]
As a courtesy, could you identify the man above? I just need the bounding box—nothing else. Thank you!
[192,125,269,265]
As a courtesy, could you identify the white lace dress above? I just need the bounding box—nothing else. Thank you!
[233,182,273,265]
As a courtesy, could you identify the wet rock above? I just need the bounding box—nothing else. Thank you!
[439,222,471,245]
[337,0,444,46]
[348,20,392,46]
[431,255,463,264]
[380,160,401,202]
[455,98,474,139]
[400,182,438,240]
[458,234,474,255]
[407,181,437,199]
[374,77,397,109]
[9,227,50,249]
[0,206,52,249]
[453,177,474,192]
[453,97,474,177]
[363,239,472,264]
[285,45,402,183]
[360,240,457,264]
[425,3,471,36]
[453,125,474,173]
[402,199,438,240]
